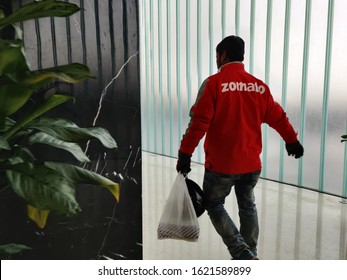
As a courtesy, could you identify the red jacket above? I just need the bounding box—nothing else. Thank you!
[179,62,298,174]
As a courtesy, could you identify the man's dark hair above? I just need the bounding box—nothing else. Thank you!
[216,35,245,62]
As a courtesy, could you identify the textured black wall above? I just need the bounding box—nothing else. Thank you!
[0,0,141,259]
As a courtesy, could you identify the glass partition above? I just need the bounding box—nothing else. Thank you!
[140,0,347,198]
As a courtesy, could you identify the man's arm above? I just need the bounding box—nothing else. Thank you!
[264,93,304,158]
[177,78,215,174]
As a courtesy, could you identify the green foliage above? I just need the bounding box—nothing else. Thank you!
[0,0,120,257]
[0,244,31,259]
[0,0,80,30]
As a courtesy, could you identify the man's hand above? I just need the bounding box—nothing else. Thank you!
[285,141,304,158]
[176,150,192,175]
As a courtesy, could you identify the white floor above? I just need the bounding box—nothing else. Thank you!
[142,151,347,260]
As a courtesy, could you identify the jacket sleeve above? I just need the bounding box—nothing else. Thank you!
[263,93,298,144]
[179,78,215,155]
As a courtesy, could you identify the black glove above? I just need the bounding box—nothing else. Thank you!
[176,150,191,175]
[285,141,304,159]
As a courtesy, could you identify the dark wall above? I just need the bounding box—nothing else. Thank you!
[0,0,142,259]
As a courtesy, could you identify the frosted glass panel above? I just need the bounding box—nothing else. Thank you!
[140,0,347,198]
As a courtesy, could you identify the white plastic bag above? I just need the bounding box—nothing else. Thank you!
[157,173,200,241]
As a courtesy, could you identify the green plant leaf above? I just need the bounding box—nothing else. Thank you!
[13,146,35,159]
[29,117,117,149]
[0,118,16,132]
[0,84,33,120]
[22,63,94,89]
[7,157,24,165]
[45,161,120,202]
[0,137,10,150]
[0,0,80,30]
[2,94,72,140]
[27,204,50,229]
[0,38,29,75]
[5,162,81,216]
[28,132,90,162]
[0,243,31,259]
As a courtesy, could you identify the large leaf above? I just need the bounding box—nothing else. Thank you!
[0,137,10,150]
[0,118,16,132]
[0,84,33,119]
[0,243,31,259]
[29,117,117,149]
[27,204,50,229]
[21,63,94,89]
[5,163,80,216]
[2,94,72,140]
[0,38,29,75]
[28,132,90,162]
[45,161,120,202]
[0,0,80,30]
[12,146,35,159]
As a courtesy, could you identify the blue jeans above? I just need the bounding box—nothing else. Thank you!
[202,169,261,259]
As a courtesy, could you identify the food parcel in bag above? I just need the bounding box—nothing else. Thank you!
[157,173,200,241]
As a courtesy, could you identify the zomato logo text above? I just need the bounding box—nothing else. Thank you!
[221,82,266,94]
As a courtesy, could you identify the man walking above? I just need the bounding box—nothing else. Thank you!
[176,35,304,260]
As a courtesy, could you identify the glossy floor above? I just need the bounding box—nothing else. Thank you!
[142,151,347,260]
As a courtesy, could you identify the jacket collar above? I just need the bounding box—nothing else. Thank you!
[218,61,244,72]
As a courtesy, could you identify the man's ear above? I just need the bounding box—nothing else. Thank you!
[221,51,228,63]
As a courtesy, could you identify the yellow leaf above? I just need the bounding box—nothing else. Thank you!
[105,183,120,202]
[27,205,50,229]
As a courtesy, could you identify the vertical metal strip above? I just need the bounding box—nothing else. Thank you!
[209,0,213,75]
[18,0,24,32]
[93,0,103,93]
[122,0,130,105]
[277,1,291,254]
[249,0,256,74]
[176,0,182,142]
[158,0,164,154]
[235,0,240,35]
[265,0,272,96]
[108,0,116,94]
[122,0,129,60]
[279,0,291,181]
[319,0,335,192]
[197,0,202,87]
[294,0,311,259]
[50,18,58,66]
[80,0,87,66]
[262,0,273,177]
[80,0,88,92]
[144,0,151,150]
[197,0,203,163]
[34,18,42,69]
[65,0,72,64]
[186,0,192,110]
[150,0,157,152]
[167,0,173,156]
[298,0,311,186]
[65,0,73,92]
[222,0,226,39]
[138,0,144,150]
